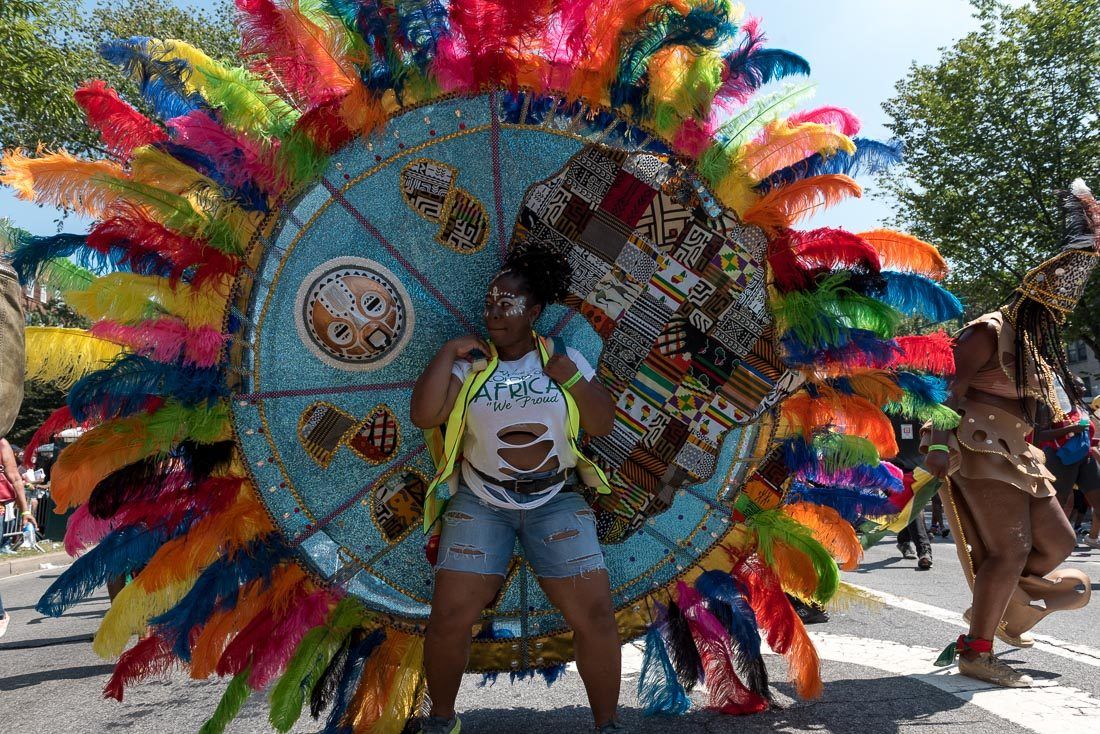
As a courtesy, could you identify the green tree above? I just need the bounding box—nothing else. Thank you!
[0,0,236,157]
[881,0,1100,353]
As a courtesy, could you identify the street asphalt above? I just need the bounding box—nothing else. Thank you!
[1,529,1097,734]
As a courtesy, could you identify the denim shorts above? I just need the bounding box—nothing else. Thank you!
[434,483,606,579]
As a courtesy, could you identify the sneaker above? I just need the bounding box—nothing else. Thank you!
[0,613,8,639]
[897,543,916,560]
[917,553,933,570]
[420,715,461,734]
[597,720,630,733]
[1083,537,1100,550]
[939,526,951,538]
[958,652,1033,688]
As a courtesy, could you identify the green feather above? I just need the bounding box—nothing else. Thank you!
[884,400,960,430]
[748,509,841,604]
[269,599,367,732]
[714,82,817,152]
[772,274,902,345]
[813,433,882,471]
[199,668,253,734]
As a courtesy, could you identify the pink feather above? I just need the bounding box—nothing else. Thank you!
[64,504,118,556]
[673,117,717,158]
[677,583,769,715]
[432,0,553,92]
[23,406,81,467]
[90,319,229,368]
[787,107,861,137]
[168,112,288,196]
[247,590,334,688]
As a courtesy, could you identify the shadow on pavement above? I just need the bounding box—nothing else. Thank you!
[0,632,95,651]
[459,675,972,733]
[0,663,115,690]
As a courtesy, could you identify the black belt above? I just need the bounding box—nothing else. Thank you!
[472,466,572,495]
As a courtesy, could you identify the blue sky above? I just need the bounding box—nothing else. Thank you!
[0,0,1001,235]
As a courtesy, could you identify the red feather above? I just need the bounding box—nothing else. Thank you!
[678,583,769,715]
[74,80,168,159]
[295,98,356,154]
[768,228,881,292]
[88,203,241,289]
[434,0,555,91]
[23,406,79,467]
[890,333,956,375]
[90,319,229,368]
[236,0,358,108]
[787,106,861,137]
[731,555,822,699]
[103,634,174,701]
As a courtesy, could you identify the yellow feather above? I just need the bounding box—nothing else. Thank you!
[93,576,197,658]
[825,581,886,614]
[24,326,126,389]
[739,120,856,181]
[347,630,415,732]
[65,272,231,329]
[0,148,129,217]
[371,635,425,734]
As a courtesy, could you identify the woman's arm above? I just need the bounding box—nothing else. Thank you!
[410,336,488,429]
[923,324,996,478]
[0,439,36,528]
[544,354,615,436]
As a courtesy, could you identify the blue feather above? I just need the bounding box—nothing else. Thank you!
[781,434,884,475]
[37,524,172,617]
[158,142,269,213]
[876,271,963,323]
[638,625,692,716]
[68,354,226,422]
[785,482,898,523]
[780,328,900,369]
[151,535,292,660]
[100,38,209,121]
[796,462,903,493]
[723,47,810,97]
[6,233,105,284]
[895,372,949,405]
[538,664,567,687]
[321,630,386,734]
[695,571,770,699]
[758,138,903,193]
[394,0,450,63]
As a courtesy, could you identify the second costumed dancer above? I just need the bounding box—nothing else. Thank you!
[924,180,1097,687]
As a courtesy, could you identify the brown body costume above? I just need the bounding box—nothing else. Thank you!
[925,312,1090,643]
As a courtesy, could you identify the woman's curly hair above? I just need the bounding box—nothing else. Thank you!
[499,245,573,307]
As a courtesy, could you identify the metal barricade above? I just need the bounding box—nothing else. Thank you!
[1,487,53,549]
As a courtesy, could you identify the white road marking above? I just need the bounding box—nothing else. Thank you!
[613,633,1100,734]
[843,582,1100,668]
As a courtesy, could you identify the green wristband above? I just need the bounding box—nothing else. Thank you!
[561,370,584,390]
[927,444,950,453]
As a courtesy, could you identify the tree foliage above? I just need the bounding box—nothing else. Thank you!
[0,0,236,157]
[881,0,1100,352]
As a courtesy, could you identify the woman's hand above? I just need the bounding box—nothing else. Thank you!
[924,450,950,479]
[544,353,580,385]
[1091,446,1100,463]
[21,511,38,530]
[447,335,490,362]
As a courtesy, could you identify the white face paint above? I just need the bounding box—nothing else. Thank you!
[486,285,528,318]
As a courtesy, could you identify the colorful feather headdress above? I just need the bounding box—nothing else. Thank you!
[1,1,960,730]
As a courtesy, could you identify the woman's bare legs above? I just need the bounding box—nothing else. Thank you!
[424,570,504,719]
[540,571,620,727]
[1025,493,1077,576]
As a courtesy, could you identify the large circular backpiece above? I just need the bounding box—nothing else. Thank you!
[231,92,779,670]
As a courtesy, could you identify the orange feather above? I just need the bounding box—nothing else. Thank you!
[0,148,130,217]
[740,120,855,181]
[189,564,306,679]
[345,628,416,731]
[783,502,864,571]
[743,174,862,230]
[857,229,948,280]
[781,391,898,458]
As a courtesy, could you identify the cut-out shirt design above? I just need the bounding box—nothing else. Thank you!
[451,348,596,509]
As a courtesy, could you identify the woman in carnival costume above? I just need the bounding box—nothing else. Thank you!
[1,1,961,731]
[412,246,620,732]
[924,180,1097,687]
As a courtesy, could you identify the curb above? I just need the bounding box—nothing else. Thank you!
[1,550,72,578]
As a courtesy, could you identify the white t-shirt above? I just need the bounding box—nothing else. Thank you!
[451,347,596,510]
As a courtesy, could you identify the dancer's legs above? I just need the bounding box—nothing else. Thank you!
[541,572,620,726]
[424,570,504,718]
[1024,493,1076,576]
[954,480,1033,643]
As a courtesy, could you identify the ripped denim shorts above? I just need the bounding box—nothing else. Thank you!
[433,483,606,579]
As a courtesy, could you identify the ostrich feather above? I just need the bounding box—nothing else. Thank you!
[100,37,210,120]
[743,174,862,229]
[747,510,840,604]
[876,271,963,323]
[740,120,855,182]
[198,668,253,734]
[782,502,864,571]
[757,137,902,193]
[0,148,130,217]
[787,106,861,136]
[103,634,175,701]
[767,227,881,292]
[63,504,118,557]
[858,229,948,280]
[74,80,168,159]
[638,625,692,716]
[24,327,126,389]
[90,320,229,368]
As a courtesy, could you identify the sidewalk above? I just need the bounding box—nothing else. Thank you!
[1,549,71,578]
